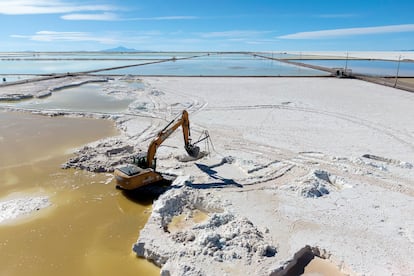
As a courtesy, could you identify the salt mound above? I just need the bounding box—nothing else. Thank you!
[62,137,135,172]
[0,196,51,223]
[283,170,345,198]
[134,186,277,276]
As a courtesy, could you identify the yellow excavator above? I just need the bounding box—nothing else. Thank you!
[114,110,202,190]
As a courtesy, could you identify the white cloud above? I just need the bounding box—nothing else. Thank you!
[61,14,198,21]
[11,31,117,44]
[127,15,198,21]
[0,0,116,15]
[0,0,197,22]
[61,12,118,21]
[200,30,272,39]
[278,24,414,39]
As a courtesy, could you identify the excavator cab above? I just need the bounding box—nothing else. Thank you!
[132,152,156,170]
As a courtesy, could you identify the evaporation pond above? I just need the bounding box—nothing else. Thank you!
[12,82,135,113]
[0,111,159,276]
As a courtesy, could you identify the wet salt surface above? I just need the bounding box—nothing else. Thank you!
[304,257,346,276]
[0,195,50,224]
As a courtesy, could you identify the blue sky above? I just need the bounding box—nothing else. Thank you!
[0,0,413,51]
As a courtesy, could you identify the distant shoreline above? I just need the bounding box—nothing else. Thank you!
[1,51,414,93]
[1,50,413,61]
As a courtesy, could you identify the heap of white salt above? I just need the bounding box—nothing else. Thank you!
[0,196,51,223]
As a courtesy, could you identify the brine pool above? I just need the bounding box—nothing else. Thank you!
[0,52,329,76]
[0,82,138,114]
[0,111,159,276]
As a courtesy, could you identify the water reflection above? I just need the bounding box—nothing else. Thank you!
[0,52,329,76]
[98,54,328,76]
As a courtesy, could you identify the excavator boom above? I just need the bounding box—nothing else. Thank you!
[146,110,198,168]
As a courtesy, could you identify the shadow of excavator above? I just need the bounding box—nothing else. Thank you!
[119,176,175,204]
[186,158,243,189]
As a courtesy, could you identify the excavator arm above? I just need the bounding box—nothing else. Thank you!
[145,110,199,168]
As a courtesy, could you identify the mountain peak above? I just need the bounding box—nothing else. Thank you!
[102,46,138,52]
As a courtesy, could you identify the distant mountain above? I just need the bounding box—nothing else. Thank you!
[101,46,140,52]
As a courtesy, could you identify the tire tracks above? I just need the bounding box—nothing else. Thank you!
[203,104,414,150]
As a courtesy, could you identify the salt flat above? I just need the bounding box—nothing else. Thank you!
[2,75,414,275]
[123,77,414,275]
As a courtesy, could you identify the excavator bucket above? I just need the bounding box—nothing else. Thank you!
[185,144,200,158]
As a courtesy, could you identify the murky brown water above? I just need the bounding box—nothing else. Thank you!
[0,112,159,276]
[303,256,346,276]
[168,209,209,233]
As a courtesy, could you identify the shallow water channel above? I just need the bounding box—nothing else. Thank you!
[0,112,159,275]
